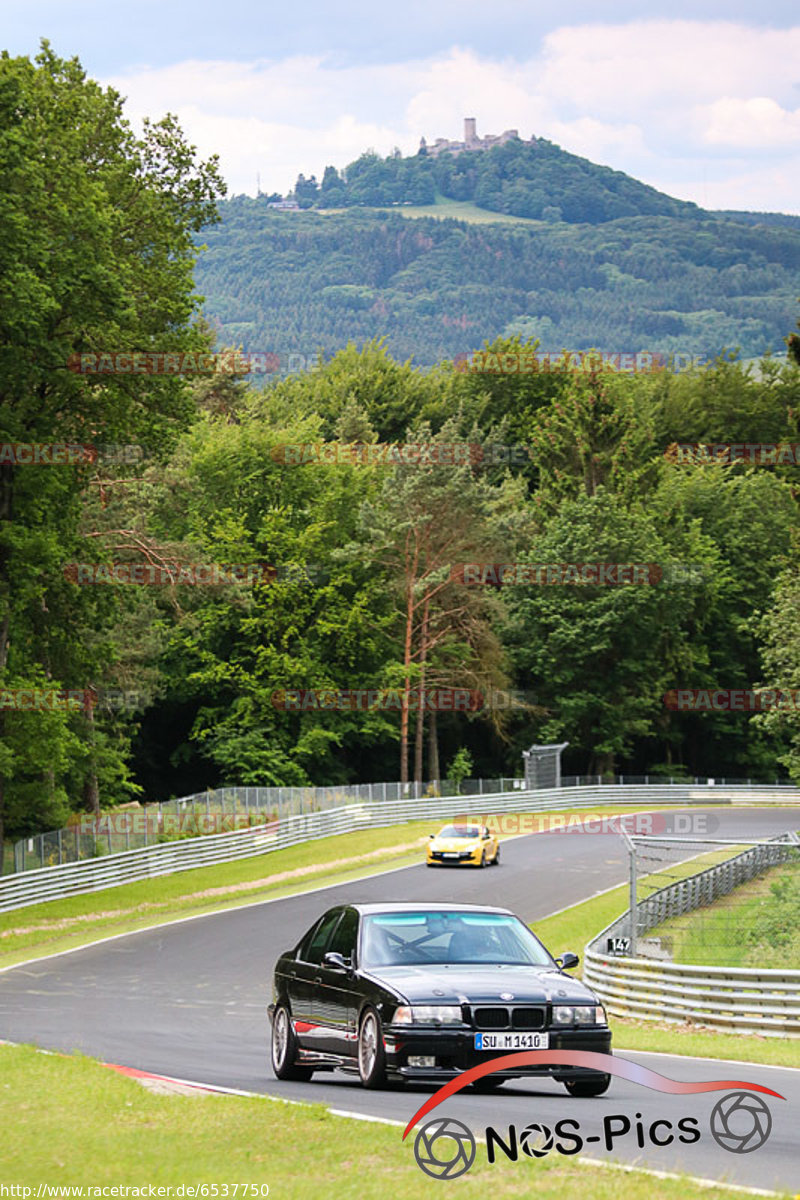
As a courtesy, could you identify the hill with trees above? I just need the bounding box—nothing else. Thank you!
[195,198,800,367]
[3,50,800,852]
[295,137,702,224]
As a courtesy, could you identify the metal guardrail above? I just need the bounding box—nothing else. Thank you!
[583,957,800,1037]
[8,777,525,873]
[584,834,800,1037]
[636,840,797,934]
[1,782,799,915]
[8,773,793,874]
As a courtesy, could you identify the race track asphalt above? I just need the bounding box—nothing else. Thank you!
[1,807,798,1192]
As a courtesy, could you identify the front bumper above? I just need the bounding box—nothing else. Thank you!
[427,848,482,865]
[383,1026,612,1080]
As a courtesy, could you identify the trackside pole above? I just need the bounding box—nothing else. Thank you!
[621,829,637,957]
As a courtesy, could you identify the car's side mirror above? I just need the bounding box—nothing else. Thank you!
[323,951,350,971]
[556,952,580,971]
[429,833,435,839]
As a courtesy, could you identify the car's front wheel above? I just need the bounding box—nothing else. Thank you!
[492,846,501,865]
[358,1006,388,1088]
[271,1004,314,1081]
[563,1074,611,1097]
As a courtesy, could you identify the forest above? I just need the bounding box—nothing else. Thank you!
[2,47,800,849]
[195,199,800,367]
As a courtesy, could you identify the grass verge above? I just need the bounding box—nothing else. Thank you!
[319,196,544,225]
[4,804,794,1070]
[531,888,800,1070]
[0,805,687,971]
[642,858,800,968]
[0,1042,778,1198]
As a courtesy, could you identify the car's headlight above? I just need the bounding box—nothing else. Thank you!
[552,1005,602,1025]
[393,1005,463,1025]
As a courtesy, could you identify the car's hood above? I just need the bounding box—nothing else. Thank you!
[372,963,598,1005]
[430,838,480,851]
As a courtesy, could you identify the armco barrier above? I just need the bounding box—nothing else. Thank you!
[584,833,800,1036]
[582,956,800,1037]
[1,782,799,914]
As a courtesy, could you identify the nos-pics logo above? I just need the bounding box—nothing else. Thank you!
[405,1052,783,1180]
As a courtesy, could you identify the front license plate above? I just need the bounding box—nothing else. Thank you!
[474,1032,550,1050]
[443,853,460,858]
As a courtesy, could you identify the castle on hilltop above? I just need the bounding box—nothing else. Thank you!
[420,117,535,158]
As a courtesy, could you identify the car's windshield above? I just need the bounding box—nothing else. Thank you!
[435,825,481,838]
[361,911,554,967]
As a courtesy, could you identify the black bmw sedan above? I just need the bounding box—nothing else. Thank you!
[269,901,612,1094]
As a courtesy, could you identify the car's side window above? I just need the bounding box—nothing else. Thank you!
[326,908,359,962]
[299,909,341,963]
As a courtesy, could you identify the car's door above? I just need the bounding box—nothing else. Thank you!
[290,907,342,1052]
[312,906,361,1058]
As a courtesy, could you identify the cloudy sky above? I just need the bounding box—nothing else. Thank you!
[4,1,800,212]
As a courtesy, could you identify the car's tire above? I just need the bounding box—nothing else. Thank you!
[479,850,487,868]
[492,846,500,865]
[563,1073,611,1097]
[473,1076,505,1092]
[271,1004,314,1081]
[358,1006,388,1089]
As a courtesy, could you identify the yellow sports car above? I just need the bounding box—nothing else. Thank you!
[426,823,500,868]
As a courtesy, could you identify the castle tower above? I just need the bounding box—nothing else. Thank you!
[464,117,478,147]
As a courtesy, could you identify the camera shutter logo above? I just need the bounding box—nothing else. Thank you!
[519,1122,554,1158]
[414,1117,476,1179]
[710,1092,772,1154]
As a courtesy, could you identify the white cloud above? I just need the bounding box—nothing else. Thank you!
[702,97,800,148]
[104,20,800,212]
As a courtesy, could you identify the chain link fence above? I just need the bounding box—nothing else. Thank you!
[1,772,794,876]
[6,777,527,874]
[619,833,800,964]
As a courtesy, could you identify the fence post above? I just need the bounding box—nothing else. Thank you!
[623,831,637,957]
[58,827,63,865]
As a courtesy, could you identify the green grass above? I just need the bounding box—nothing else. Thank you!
[0,821,434,968]
[6,803,795,1068]
[0,1042,776,1198]
[320,195,544,226]
[529,885,800,1069]
[0,805,703,970]
[643,858,800,968]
